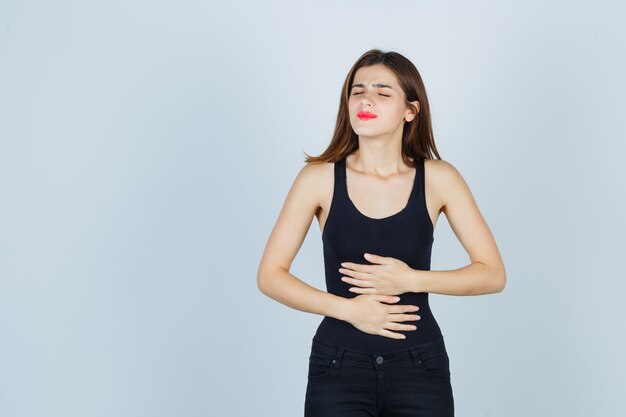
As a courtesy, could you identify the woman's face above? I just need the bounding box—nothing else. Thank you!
[348,64,417,139]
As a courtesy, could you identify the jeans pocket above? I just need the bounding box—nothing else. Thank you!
[414,340,451,381]
[307,339,339,380]
[308,355,336,379]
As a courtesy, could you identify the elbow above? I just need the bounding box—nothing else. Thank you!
[257,269,270,295]
[493,267,507,293]
[257,274,265,294]
[257,264,268,294]
[477,261,507,294]
[494,279,506,293]
[257,265,284,296]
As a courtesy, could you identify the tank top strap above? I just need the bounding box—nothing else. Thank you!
[414,157,426,207]
[335,156,348,196]
[409,158,421,203]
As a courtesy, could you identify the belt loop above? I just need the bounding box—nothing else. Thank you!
[335,346,346,369]
[408,348,421,370]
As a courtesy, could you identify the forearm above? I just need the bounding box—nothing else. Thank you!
[258,267,351,321]
[407,261,506,296]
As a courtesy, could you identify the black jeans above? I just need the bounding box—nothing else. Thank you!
[304,335,454,417]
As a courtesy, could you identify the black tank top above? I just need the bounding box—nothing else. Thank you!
[314,155,442,353]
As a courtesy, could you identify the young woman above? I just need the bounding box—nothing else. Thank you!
[257,49,506,417]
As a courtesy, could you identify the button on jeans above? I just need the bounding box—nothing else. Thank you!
[304,335,454,417]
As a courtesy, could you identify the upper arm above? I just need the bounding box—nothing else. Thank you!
[257,162,324,281]
[436,160,506,279]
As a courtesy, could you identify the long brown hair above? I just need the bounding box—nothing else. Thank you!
[304,49,441,167]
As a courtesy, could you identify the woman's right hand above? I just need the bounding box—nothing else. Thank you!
[345,294,420,339]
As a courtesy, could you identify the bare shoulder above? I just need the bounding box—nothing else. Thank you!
[299,160,332,194]
[423,158,470,213]
[424,158,475,215]
[423,157,460,178]
[292,160,333,233]
[291,160,334,213]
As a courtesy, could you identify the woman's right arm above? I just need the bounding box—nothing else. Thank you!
[257,162,350,319]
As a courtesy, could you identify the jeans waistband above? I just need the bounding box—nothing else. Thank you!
[310,334,446,369]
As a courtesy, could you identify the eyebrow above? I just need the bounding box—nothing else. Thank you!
[351,83,393,90]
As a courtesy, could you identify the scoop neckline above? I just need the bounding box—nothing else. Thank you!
[343,157,418,221]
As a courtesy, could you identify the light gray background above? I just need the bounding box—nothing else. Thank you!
[1,1,625,416]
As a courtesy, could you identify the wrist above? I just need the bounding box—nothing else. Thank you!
[330,296,352,322]
[407,267,426,293]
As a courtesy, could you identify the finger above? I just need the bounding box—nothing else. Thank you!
[379,329,406,340]
[348,287,376,294]
[389,313,421,322]
[339,268,371,280]
[386,322,418,331]
[364,252,391,264]
[340,262,370,273]
[341,276,372,287]
[374,295,401,303]
[387,304,419,314]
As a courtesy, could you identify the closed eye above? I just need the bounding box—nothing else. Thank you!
[353,92,390,97]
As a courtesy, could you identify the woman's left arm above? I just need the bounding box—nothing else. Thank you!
[409,160,506,296]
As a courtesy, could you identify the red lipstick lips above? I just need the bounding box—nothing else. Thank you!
[357,111,377,120]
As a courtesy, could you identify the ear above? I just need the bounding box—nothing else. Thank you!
[405,100,420,122]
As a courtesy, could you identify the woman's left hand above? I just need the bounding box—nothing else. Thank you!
[339,253,414,296]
